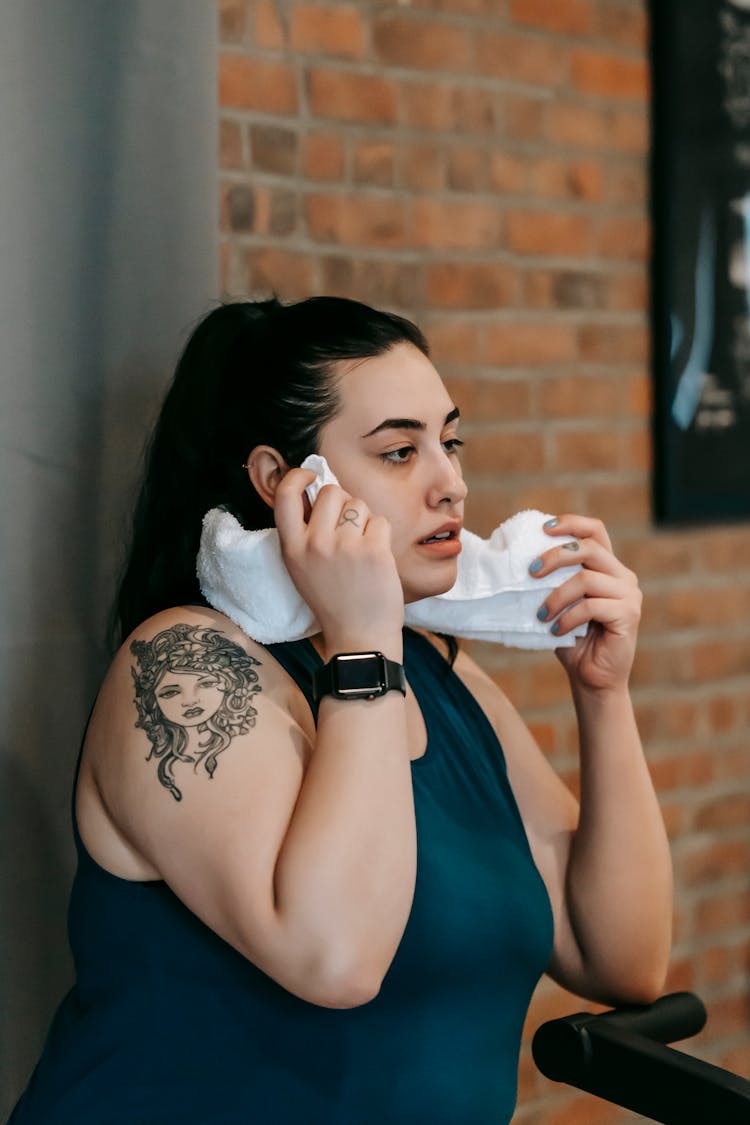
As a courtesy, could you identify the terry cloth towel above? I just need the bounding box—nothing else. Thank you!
[197,455,588,650]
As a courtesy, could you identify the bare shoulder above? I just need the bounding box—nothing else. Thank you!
[78,605,314,881]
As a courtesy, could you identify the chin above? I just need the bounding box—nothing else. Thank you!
[403,567,458,604]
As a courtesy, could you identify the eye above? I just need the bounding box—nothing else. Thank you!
[157,687,180,699]
[443,438,464,455]
[198,678,217,689]
[380,445,415,464]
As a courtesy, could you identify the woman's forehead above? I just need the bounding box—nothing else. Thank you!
[334,344,453,424]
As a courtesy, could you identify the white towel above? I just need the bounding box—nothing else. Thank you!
[197,454,587,649]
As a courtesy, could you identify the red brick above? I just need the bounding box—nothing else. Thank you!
[441,376,532,422]
[253,0,285,48]
[219,55,298,112]
[572,49,650,100]
[352,140,395,187]
[553,430,626,472]
[423,319,481,365]
[306,193,406,247]
[594,4,649,51]
[302,133,344,181]
[529,157,604,202]
[245,247,315,299]
[504,94,547,141]
[220,0,246,43]
[607,164,648,207]
[540,374,621,419]
[290,3,365,58]
[507,210,593,257]
[546,102,608,149]
[307,68,397,123]
[461,429,545,475]
[426,263,517,309]
[219,119,244,169]
[582,481,650,525]
[597,215,650,261]
[606,273,648,312]
[250,124,297,175]
[682,840,750,887]
[477,31,570,86]
[446,145,490,192]
[320,256,423,308]
[578,322,649,363]
[220,182,255,233]
[510,0,594,36]
[490,152,527,194]
[695,793,750,833]
[700,527,750,573]
[484,321,578,366]
[663,585,750,631]
[691,639,750,682]
[608,108,650,153]
[618,534,695,579]
[524,269,606,310]
[696,891,750,936]
[400,81,455,131]
[373,13,473,70]
[411,199,503,250]
[400,143,444,191]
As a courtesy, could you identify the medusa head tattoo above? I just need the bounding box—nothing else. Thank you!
[130,623,262,801]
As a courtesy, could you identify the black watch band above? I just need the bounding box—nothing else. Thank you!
[312,651,406,704]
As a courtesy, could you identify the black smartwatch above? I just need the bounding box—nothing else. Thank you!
[312,651,406,704]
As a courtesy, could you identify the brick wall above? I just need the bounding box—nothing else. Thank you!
[218,1,750,1120]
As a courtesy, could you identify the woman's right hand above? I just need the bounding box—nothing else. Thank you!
[274,468,405,655]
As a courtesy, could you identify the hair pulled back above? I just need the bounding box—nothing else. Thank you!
[113,295,429,644]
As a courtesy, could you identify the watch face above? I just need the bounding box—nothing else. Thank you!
[333,653,385,696]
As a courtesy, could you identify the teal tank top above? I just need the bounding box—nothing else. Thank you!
[10,627,553,1125]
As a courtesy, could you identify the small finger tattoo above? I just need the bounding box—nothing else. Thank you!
[338,507,361,528]
[562,540,580,552]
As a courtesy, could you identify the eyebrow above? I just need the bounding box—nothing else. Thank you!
[361,406,460,438]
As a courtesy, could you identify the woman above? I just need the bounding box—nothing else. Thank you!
[11,296,672,1124]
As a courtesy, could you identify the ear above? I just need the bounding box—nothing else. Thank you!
[244,445,290,509]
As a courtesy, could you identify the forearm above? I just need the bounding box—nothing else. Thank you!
[565,686,673,1002]
[272,632,416,1001]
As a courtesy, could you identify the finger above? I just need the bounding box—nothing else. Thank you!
[274,468,319,550]
[530,537,634,582]
[542,514,613,553]
[335,503,369,534]
[536,570,626,623]
[549,595,641,638]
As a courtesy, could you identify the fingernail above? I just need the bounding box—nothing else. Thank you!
[544,517,558,529]
[537,605,549,621]
[551,621,561,635]
[529,558,543,574]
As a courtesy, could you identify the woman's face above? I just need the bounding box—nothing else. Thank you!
[155,669,225,728]
[317,342,467,603]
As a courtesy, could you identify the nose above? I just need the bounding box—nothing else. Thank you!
[427,450,468,508]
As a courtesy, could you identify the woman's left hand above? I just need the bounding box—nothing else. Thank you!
[530,515,642,695]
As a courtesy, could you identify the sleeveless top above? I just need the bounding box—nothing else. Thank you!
[10,628,554,1125]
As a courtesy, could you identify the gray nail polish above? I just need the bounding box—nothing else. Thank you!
[551,621,561,635]
[544,518,558,529]
[537,605,549,621]
[529,558,543,574]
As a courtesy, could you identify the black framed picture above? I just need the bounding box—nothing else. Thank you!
[651,0,750,522]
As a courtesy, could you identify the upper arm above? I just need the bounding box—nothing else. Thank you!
[82,608,315,978]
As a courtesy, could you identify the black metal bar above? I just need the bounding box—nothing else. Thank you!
[532,992,750,1125]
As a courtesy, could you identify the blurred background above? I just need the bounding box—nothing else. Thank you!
[2,1,750,1121]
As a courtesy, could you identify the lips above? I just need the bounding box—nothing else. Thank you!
[183,707,203,719]
[418,523,462,545]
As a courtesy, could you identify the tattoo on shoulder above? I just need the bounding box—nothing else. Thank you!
[130,623,262,802]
